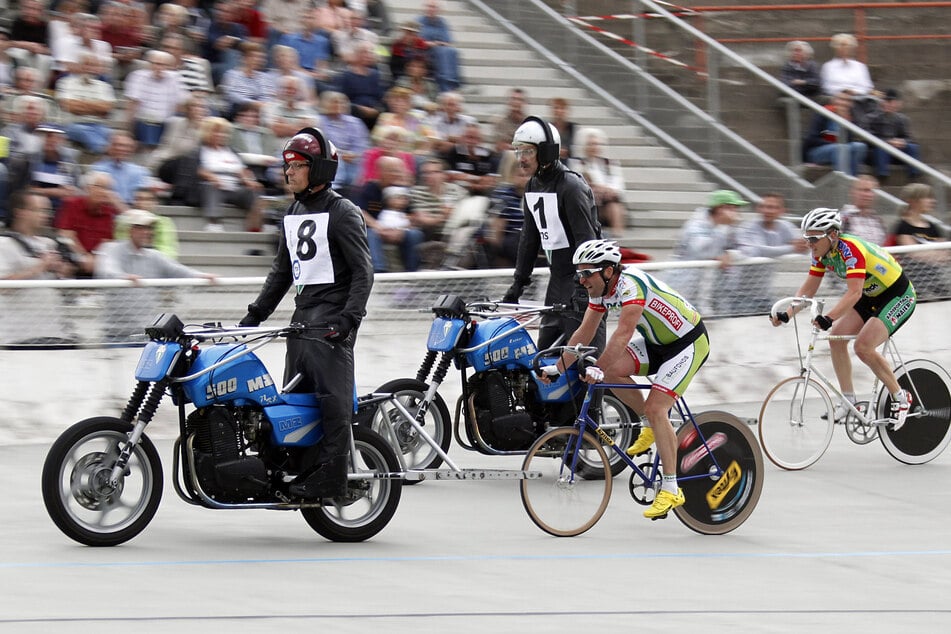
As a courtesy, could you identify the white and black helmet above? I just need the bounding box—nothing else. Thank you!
[573,239,622,266]
[800,207,841,233]
[512,116,561,165]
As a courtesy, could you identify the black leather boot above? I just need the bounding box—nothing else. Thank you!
[288,455,349,499]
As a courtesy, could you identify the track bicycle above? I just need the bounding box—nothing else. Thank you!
[519,346,764,537]
[759,296,951,470]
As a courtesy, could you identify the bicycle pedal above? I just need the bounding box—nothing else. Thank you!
[650,513,668,521]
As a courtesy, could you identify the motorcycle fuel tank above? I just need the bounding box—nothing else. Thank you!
[182,343,281,407]
[466,317,537,372]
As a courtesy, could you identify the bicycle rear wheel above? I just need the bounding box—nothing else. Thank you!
[877,360,951,465]
[758,376,835,470]
[520,428,612,537]
[674,411,764,535]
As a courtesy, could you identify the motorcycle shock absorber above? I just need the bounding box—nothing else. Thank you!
[111,378,170,486]
[119,380,151,423]
[431,352,453,386]
[416,350,437,383]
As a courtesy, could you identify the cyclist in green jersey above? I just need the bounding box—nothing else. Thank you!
[542,239,710,520]
[770,207,917,429]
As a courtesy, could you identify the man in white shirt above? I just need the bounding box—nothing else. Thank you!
[124,50,188,148]
[56,53,116,154]
[820,33,875,98]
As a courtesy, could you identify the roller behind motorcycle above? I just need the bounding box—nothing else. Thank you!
[362,295,639,478]
[41,314,404,547]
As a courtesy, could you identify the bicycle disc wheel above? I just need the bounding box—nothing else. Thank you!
[877,360,951,465]
[520,428,612,537]
[674,411,764,535]
[759,376,835,470]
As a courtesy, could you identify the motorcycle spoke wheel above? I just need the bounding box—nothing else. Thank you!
[42,417,163,547]
[370,378,451,476]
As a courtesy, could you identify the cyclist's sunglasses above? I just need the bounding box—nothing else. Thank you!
[575,267,604,281]
[803,234,828,245]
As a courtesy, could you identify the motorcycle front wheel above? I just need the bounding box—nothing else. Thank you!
[42,417,163,547]
[301,426,403,542]
[369,378,452,475]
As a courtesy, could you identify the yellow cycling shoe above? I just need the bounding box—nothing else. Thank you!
[625,427,655,456]
[644,488,685,519]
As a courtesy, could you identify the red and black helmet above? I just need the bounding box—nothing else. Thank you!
[282,127,338,188]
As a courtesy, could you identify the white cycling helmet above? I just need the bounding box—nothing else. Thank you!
[801,207,841,233]
[512,116,561,165]
[573,239,622,266]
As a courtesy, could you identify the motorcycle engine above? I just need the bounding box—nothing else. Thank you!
[186,406,269,502]
[468,370,539,451]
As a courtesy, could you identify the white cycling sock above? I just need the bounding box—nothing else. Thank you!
[661,473,678,494]
[843,392,856,404]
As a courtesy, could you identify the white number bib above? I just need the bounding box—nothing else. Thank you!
[283,213,334,288]
[525,192,569,250]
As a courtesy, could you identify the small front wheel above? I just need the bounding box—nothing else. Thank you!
[42,417,163,547]
[520,428,612,537]
[759,376,835,470]
[369,378,452,476]
[301,426,403,542]
[674,411,764,535]
[877,360,951,465]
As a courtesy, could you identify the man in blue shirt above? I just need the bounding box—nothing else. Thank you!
[88,131,151,205]
[279,8,335,93]
[417,0,462,92]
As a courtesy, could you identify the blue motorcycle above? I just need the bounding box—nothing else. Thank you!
[42,314,403,546]
[365,295,637,478]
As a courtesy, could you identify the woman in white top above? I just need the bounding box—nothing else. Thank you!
[196,117,264,231]
[570,127,626,237]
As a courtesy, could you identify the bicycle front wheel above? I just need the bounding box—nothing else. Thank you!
[674,411,764,535]
[520,428,612,537]
[877,360,951,465]
[759,376,835,470]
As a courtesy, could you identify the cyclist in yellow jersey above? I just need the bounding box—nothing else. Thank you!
[542,239,710,520]
[770,207,917,429]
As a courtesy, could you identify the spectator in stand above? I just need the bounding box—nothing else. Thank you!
[491,88,528,153]
[261,0,312,59]
[96,207,216,342]
[316,0,350,33]
[56,53,116,155]
[728,192,809,314]
[780,40,821,100]
[233,0,269,46]
[410,156,465,266]
[395,54,440,115]
[59,13,113,79]
[365,0,392,36]
[820,33,880,119]
[161,33,214,95]
[3,66,59,124]
[374,85,433,156]
[333,8,380,67]
[667,190,746,310]
[195,116,265,232]
[204,0,249,86]
[88,131,152,205]
[267,45,317,105]
[124,50,188,149]
[220,43,275,120]
[868,88,922,183]
[389,21,428,85]
[153,2,192,44]
[569,127,626,238]
[2,96,50,163]
[315,91,369,197]
[802,91,868,176]
[54,170,125,275]
[231,103,283,192]
[337,40,386,131]
[263,75,321,148]
[549,97,577,162]
[890,183,949,298]
[426,91,476,155]
[356,155,423,272]
[7,0,52,85]
[841,174,886,245]
[21,124,83,212]
[99,0,146,83]
[113,189,180,260]
[356,125,416,187]
[481,150,527,268]
[416,0,462,92]
[278,7,335,94]
[442,121,499,197]
[0,192,79,346]
[149,93,210,173]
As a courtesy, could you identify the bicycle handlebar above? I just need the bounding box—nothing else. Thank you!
[532,344,600,374]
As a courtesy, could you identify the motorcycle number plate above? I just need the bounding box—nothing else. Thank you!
[134,341,183,381]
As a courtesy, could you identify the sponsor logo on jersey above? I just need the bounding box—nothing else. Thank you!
[647,298,684,330]
[886,295,914,325]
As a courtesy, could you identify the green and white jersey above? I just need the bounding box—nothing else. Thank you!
[588,265,702,346]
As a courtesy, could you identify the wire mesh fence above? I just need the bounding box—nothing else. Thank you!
[2,243,949,348]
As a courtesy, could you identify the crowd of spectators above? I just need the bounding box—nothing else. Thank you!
[3,0,554,274]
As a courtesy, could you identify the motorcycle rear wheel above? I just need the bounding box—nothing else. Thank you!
[42,417,163,547]
[301,426,403,542]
